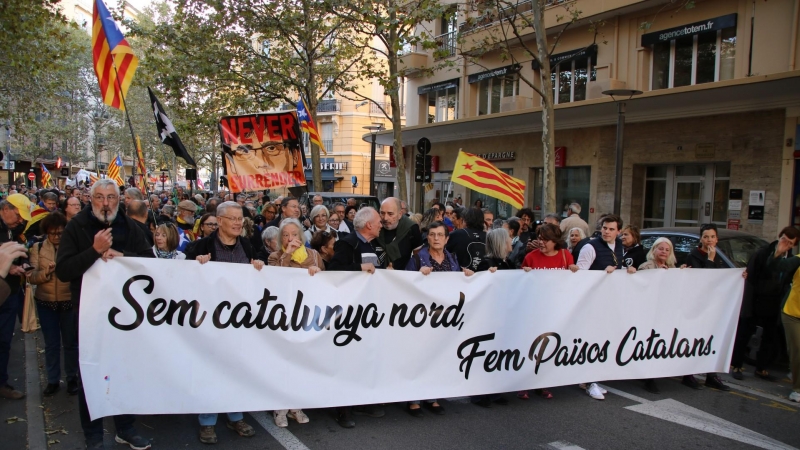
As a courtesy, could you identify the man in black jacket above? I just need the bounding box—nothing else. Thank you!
[731,227,800,380]
[56,179,154,450]
[127,200,153,246]
[327,207,384,427]
[184,201,260,445]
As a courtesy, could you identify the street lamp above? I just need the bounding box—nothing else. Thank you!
[363,122,384,197]
[602,89,642,216]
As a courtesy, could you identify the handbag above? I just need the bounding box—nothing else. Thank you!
[21,281,39,333]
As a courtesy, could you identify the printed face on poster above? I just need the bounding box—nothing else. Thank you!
[218,112,307,193]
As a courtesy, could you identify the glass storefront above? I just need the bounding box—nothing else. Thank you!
[530,166,591,222]
[643,162,730,228]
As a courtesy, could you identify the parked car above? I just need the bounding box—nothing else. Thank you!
[640,227,769,268]
[300,192,380,211]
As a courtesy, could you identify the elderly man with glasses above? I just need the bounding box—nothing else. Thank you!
[56,179,155,449]
[184,201,263,444]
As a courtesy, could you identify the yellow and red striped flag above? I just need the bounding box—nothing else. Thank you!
[92,0,138,110]
[107,155,125,186]
[297,97,326,154]
[451,150,526,209]
[89,173,99,184]
[40,164,52,188]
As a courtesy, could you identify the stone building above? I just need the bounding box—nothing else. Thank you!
[368,0,800,240]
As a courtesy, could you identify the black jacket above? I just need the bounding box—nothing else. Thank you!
[328,231,364,271]
[184,230,255,262]
[746,240,791,317]
[476,256,512,272]
[623,244,647,269]
[588,238,624,271]
[686,247,725,269]
[56,207,153,306]
[0,219,27,288]
[133,219,154,246]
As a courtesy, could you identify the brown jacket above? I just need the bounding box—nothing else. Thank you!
[29,240,71,301]
[268,247,325,271]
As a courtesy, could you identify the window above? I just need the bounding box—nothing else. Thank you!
[551,57,596,104]
[650,28,736,90]
[427,87,458,123]
[478,75,519,115]
[531,167,591,222]
[471,169,515,219]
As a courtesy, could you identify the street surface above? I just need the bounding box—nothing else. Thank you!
[1,323,799,450]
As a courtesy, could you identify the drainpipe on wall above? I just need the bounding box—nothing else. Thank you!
[748,0,755,76]
[789,0,799,71]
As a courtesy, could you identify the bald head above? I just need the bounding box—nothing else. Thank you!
[127,200,148,223]
[379,197,403,231]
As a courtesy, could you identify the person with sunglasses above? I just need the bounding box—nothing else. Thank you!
[196,214,219,239]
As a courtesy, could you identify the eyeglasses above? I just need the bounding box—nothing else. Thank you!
[47,231,63,237]
[203,222,219,228]
[218,215,244,223]
[92,194,118,202]
[329,218,341,223]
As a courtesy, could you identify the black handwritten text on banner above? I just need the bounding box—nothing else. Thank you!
[79,259,744,419]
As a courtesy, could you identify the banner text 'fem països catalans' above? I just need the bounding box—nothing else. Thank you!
[218,112,306,193]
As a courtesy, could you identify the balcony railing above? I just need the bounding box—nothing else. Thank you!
[459,0,566,35]
[434,31,457,59]
[317,99,341,113]
[322,139,334,153]
[369,102,405,117]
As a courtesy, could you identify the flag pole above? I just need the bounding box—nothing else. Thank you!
[112,64,139,185]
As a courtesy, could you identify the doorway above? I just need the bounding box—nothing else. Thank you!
[643,163,730,228]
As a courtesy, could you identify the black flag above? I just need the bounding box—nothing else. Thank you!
[147,87,197,167]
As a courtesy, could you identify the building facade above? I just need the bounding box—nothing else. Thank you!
[371,0,800,241]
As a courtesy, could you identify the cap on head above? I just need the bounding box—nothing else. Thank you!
[6,193,32,221]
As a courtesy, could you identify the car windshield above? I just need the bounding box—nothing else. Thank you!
[642,233,768,268]
[716,236,769,268]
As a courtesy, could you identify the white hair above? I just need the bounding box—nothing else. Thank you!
[309,204,329,221]
[646,237,677,268]
[569,203,581,214]
[485,228,510,260]
[261,226,279,243]
[353,207,377,231]
[90,179,117,196]
[216,201,242,218]
[279,218,307,245]
[567,227,587,250]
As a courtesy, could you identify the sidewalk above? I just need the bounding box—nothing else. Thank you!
[0,324,30,449]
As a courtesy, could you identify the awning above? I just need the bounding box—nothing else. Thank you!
[304,171,343,182]
[365,71,800,146]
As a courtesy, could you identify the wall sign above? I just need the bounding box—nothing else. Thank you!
[477,151,516,161]
[749,190,765,206]
[468,64,521,84]
[641,13,737,46]
[532,44,597,70]
[695,143,716,159]
[304,160,347,171]
[417,78,460,95]
[728,200,742,211]
[554,147,567,168]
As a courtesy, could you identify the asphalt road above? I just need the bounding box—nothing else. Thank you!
[2,324,799,450]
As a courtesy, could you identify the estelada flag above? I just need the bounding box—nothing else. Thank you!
[40,164,52,188]
[297,97,325,155]
[451,151,526,209]
[92,0,138,110]
[218,111,307,193]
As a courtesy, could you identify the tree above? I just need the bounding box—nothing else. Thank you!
[328,0,454,204]
[460,0,601,214]
[130,0,364,192]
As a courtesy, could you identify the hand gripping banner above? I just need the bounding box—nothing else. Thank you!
[79,259,744,419]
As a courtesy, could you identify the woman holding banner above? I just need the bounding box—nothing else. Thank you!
[637,237,684,393]
[266,217,318,426]
[405,221,474,417]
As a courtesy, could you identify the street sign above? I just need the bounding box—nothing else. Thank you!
[28,172,35,181]
[159,175,168,182]
[417,137,431,155]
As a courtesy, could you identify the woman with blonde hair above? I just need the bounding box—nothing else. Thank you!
[152,223,186,260]
[639,237,681,270]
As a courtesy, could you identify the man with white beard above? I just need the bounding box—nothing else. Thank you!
[56,179,154,449]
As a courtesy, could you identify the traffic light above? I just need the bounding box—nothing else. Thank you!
[424,155,433,182]
[414,154,425,182]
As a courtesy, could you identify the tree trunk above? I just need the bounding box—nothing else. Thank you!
[533,1,556,215]
[388,14,408,204]
[304,0,322,194]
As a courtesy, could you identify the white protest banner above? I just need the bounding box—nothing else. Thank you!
[79,259,744,419]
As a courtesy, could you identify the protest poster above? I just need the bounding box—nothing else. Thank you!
[218,112,307,192]
[79,259,744,419]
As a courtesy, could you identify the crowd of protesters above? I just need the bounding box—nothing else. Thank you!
[1,182,800,449]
